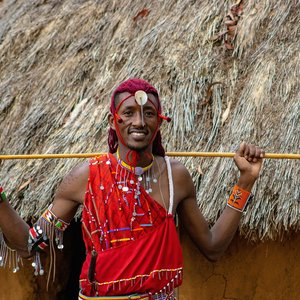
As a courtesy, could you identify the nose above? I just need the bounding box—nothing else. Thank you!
[132,109,145,127]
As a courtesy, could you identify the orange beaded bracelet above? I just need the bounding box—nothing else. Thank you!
[227,185,254,212]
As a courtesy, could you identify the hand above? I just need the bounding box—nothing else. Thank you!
[234,142,264,190]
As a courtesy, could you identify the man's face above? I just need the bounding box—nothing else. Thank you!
[110,91,160,152]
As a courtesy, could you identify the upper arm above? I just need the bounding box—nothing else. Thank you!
[177,196,212,254]
[50,161,89,222]
[173,160,212,255]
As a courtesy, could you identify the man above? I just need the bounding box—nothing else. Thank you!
[0,78,264,299]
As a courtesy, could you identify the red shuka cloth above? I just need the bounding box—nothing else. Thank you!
[79,154,183,296]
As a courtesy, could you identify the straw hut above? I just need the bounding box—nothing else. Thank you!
[0,0,299,299]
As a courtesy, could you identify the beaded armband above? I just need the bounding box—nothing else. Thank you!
[28,225,49,252]
[40,204,70,246]
[227,185,254,212]
[0,186,7,203]
[28,204,70,276]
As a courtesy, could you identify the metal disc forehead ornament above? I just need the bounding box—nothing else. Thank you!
[134,90,148,106]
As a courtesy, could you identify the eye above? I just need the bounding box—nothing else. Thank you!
[144,110,156,117]
[122,110,133,117]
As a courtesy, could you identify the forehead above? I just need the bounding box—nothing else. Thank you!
[115,91,159,109]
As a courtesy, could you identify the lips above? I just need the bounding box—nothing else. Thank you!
[129,129,148,134]
[131,132,146,136]
[128,129,148,140]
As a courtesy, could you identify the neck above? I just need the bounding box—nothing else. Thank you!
[117,145,153,168]
[114,148,159,195]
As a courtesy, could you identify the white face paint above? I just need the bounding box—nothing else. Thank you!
[134,90,148,126]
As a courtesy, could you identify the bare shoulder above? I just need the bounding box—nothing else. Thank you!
[168,157,196,208]
[169,158,190,175]
[155,156,190,179]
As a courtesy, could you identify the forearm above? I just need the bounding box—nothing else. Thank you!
[0,201,30,257]
[209,206,242,259]
[209,175,256,259]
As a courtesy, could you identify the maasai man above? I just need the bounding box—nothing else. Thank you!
[0,78,264,299]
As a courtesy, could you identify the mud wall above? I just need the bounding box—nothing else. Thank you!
[0,221,85,300]
[179,230,300,300]
[1,227,300,300]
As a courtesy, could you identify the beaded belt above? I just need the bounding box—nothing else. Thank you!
[78,294,148,300]
[78,291,175,300]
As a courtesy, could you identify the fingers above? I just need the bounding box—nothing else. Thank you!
[237,142,264,162]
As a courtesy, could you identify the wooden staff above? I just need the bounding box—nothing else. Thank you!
[0,152,299,159]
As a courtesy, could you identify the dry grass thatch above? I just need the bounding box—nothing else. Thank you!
[0,0,299,241]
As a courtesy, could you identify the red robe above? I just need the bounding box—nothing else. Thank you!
[79,154,183,296]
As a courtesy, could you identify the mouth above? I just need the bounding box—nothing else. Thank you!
[128,130,148,140]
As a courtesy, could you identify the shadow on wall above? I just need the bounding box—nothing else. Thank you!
[57,220,86,300]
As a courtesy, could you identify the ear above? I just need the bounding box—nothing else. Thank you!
[108,113,116,130]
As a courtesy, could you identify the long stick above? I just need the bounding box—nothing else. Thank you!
[0,152,299,159]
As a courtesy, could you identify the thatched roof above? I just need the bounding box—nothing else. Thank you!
[0,0,299,241]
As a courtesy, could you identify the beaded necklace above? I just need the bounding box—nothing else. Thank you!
[106,153,161,246]
[116,149,158,194]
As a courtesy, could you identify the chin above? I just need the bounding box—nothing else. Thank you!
[126,143,149,152]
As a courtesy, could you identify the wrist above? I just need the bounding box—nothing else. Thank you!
[237,174,257,192]
[227,185,254,212]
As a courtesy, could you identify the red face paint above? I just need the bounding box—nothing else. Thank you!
[113,92,160,155]
[108,78,171,159]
